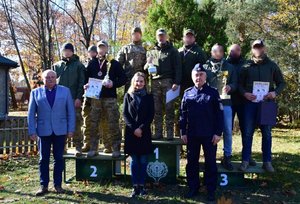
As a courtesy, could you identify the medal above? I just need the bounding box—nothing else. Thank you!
[98,58,105,77]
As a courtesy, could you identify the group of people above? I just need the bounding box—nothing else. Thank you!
[27,26,285,201]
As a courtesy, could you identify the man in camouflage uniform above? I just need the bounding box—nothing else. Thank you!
[117,27,146,92]
[144,28,182,140]
[52,42,85,156]
[84,40,127,157]
[81,45,98,152]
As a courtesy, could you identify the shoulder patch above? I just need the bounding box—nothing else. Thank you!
[184,87,193,92]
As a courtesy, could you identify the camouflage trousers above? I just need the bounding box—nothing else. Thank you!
[72,108,83,149]
[151,78,175,139]
[88,98,121,151]
[81,98,91,148]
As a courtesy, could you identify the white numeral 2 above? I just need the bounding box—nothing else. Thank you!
[90,165,97,177]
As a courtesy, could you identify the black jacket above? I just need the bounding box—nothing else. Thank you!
[123,92,155,155]
[145,42,182,84]
[179,43,207,89]
[86,58,127,98]
[239,56,285,97]
[204,58,238,106]
[226,56,246,106]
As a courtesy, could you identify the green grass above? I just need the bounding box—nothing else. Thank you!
[0,128,299,203]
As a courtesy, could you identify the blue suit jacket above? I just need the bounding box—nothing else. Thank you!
[28,85,76,137]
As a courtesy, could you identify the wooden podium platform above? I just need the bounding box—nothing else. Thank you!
[63,139,266,186]
[63,150,128,183]
[147,138,184,184]
[199,161,265,187]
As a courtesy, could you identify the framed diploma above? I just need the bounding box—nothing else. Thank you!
[85,78,103,99]
[252,81,270,103]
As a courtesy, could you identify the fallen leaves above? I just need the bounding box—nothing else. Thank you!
[217,195,233,204]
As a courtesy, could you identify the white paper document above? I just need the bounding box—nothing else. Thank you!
[252,81,270,103]
[85,78,103,99]
[166,86,180,104]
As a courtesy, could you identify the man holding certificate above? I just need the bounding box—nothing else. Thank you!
[84,40,127,158]
[239,40,285,172]
[144,28,182,140]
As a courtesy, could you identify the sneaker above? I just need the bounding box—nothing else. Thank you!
[221,156,234,171]
[87,150,97,157]
[54,186,65,194]
[239,161,249,172]
[130,186,140,198]
[103,148,112,154]
[75,147,82,157]
[207,191,216,201]
[35,186,48,196]
[262,162,275,173]
[184,188,198,199]
[249,158,257,166]
[139,186,147,196]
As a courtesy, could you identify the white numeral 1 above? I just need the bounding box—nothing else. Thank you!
[154,148,159,160]
[90,165,97,177]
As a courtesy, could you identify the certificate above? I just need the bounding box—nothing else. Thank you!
[166,86,180,104]
[252,81,270,103]
[85,78,103,99]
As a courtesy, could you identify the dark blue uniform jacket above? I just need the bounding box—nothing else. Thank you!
[180,83,224,137]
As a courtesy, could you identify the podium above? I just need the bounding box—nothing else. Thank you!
[199,161,265,187]
[63,151,127,182]
[146,138,184,184]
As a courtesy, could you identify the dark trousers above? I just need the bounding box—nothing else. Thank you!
[242,101,272,162]
[130,154,148,185]
[186,136,217,193]
[39,134,66,188]
[232,104,245,134]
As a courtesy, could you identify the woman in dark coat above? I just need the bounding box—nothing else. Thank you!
[123,72,155,198]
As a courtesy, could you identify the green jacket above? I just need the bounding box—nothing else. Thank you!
[145,42,182,85]
[178,43,207,89]
[239,56,285,97]
[52,54,86,100]
[204,58,237,106]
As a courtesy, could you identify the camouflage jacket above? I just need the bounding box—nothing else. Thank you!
[117,41,146,79]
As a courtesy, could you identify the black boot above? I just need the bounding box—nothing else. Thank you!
[130,186,140,198]
[207,191,216,201]
[139,185,147,196]
[221,155,234,171]
[184,188,198,198]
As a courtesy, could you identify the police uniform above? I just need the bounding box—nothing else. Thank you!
[180,65,223,198]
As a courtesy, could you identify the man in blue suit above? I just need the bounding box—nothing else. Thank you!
[28,70,75,196]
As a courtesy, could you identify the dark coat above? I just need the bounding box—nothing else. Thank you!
[123,92,155,155]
